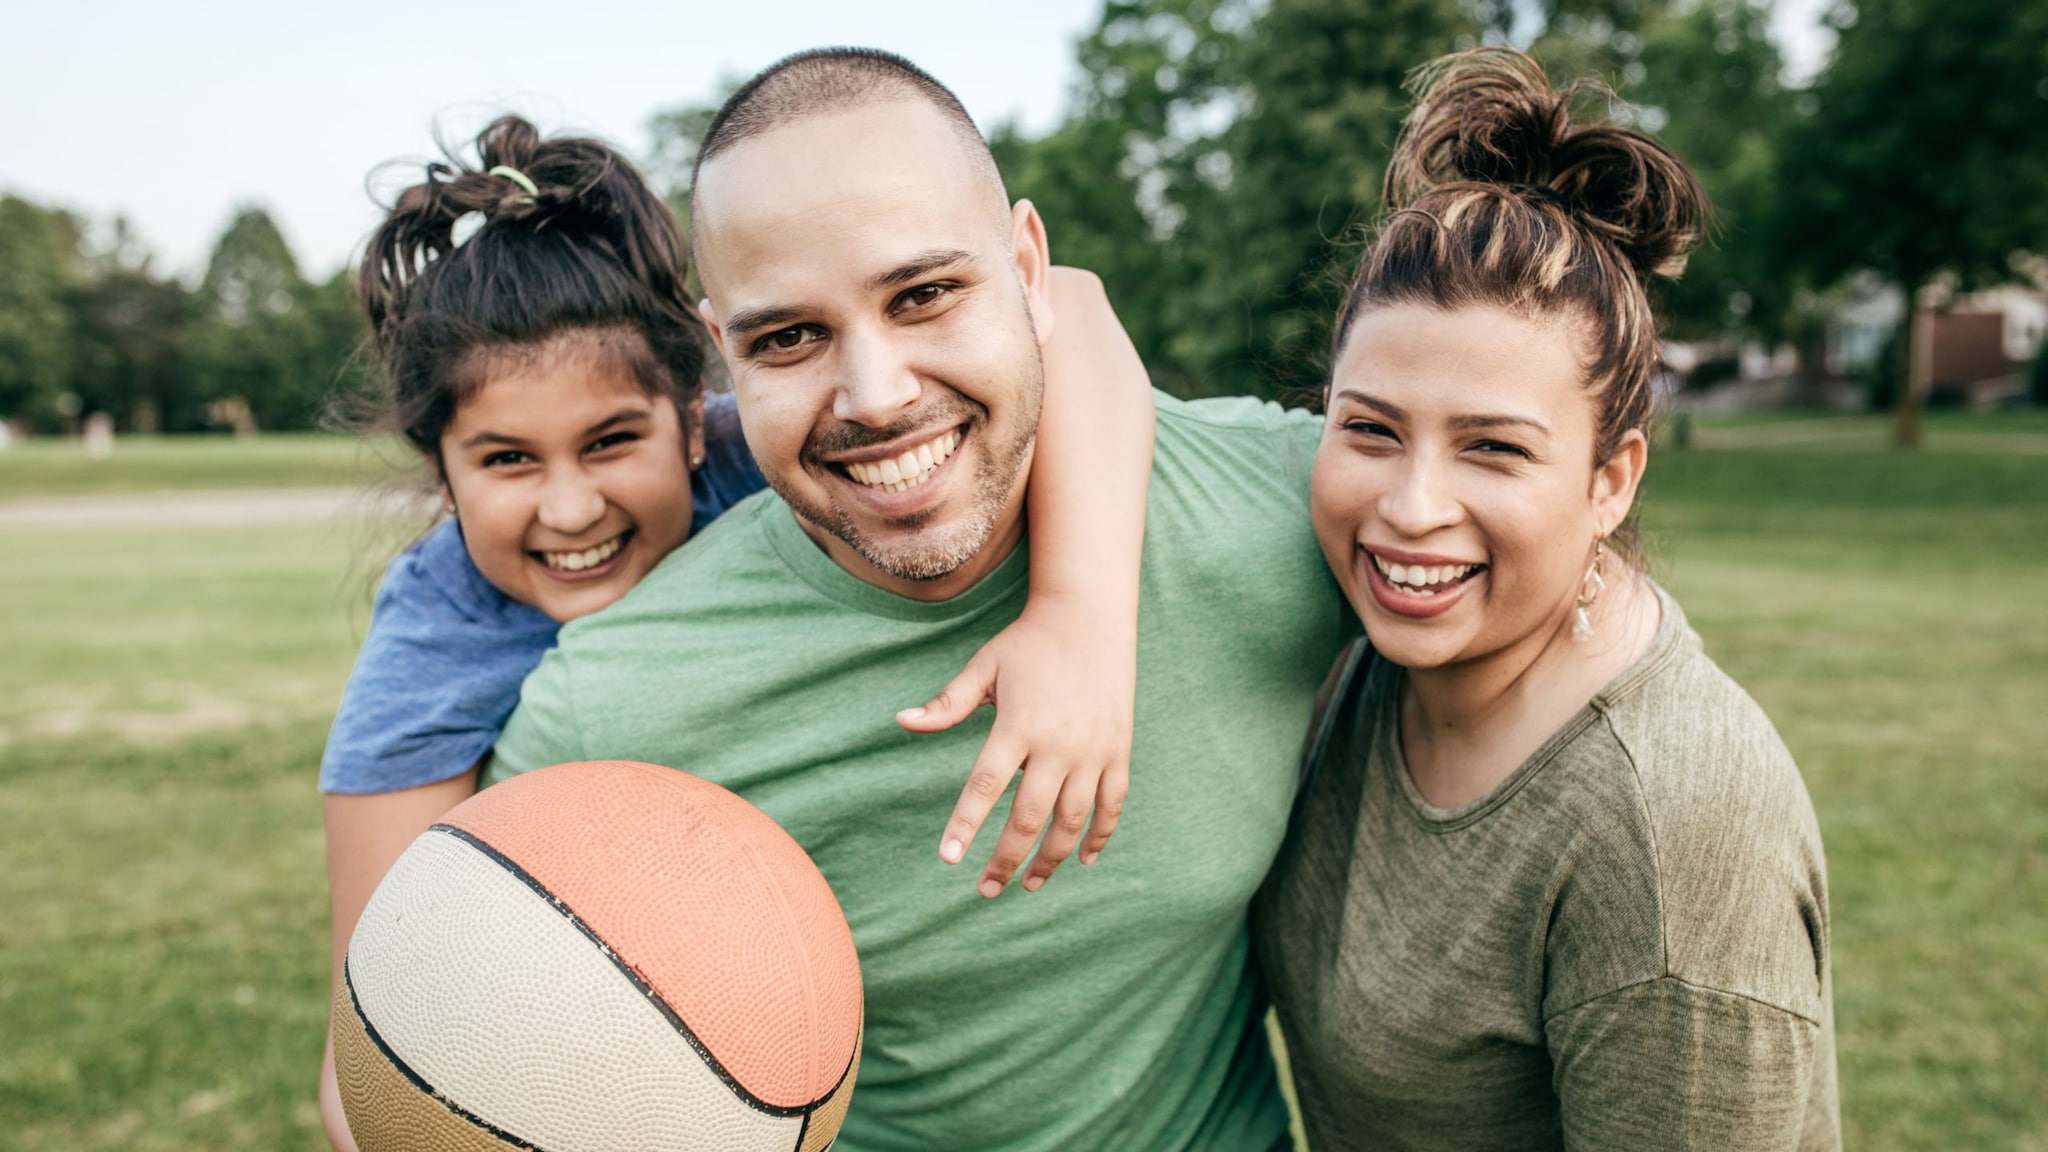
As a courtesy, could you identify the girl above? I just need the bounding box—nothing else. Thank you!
[318,117,1154,1150]
[1255,49,1839,1149]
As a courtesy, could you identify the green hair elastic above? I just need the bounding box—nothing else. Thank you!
[487,165,539,203]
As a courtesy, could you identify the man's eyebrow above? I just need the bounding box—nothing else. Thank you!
[869,249,977,291]
[721,304,810,345]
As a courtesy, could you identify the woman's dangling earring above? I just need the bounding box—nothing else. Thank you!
[1572,541,1607,642]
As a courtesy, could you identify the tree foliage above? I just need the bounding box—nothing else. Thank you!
[1776,0,2048,439]
[0,199,366,434]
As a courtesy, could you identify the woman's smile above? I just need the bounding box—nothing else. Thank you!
[1360,545,1488,619]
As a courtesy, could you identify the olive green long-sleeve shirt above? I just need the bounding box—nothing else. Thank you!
[1255,586,1839,1151]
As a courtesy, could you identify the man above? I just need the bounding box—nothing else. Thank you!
[490,48,1348,1152]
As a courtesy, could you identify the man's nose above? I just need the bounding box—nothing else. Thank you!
[833,327,922,426]
[536,466,607,535]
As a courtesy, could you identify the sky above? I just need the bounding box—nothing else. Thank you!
[2,0,1834,284]
[1,0,1107,280]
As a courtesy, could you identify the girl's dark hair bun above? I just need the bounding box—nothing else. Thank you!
[1385,47,1709,281]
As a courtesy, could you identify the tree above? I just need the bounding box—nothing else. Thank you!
[1777,0,2048,444]
[188,206,329,430]
[67,223,196,432]
[0,196,85,426]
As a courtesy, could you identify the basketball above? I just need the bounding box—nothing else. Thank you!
[332,760,863,1152]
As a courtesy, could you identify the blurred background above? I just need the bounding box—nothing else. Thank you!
[2,1,2043,1149]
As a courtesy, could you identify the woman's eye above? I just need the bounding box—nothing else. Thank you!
[1474,440,1531,459]
[1343,420,1396,439]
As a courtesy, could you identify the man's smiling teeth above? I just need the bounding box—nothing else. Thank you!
[844,430,960,493]
[542,534,624,572]
[1373,554,1478,595]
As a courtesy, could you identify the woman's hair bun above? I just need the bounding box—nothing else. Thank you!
[1384,46,1709,281]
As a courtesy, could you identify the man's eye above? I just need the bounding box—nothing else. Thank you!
[900,284,946,309]
[755,325,822,355]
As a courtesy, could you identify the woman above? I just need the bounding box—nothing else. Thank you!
[1254,48,1839,1149]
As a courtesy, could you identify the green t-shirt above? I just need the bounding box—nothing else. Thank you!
[1254,584,1839,1151]
[490,393,1350,1152]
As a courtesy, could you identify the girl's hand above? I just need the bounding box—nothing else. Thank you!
[899,594,1134,896]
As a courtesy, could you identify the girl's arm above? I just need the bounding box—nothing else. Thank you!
[900,266,1154,895]
[318,770,479,1151]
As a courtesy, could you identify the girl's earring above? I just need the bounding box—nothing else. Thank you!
[1572,541,1608,642]
[441,493,456,516]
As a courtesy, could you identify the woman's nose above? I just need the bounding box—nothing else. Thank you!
[1378,455,1461,538]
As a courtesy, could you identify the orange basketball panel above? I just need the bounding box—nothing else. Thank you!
[441,761,861,1112]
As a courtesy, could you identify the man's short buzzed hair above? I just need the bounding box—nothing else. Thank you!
[690,46,1004,202]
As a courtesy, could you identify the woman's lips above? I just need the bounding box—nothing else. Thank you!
[1360,546,1485,619]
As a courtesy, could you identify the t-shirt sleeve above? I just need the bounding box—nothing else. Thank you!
[1546,976,1821,1151]
[319,519,559,795]
[485,646,588,785]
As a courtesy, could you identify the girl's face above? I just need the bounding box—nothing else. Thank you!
[439,335,703,623]
[1312,304,1643,671]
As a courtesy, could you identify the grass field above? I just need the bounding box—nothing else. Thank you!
[1,415,2044,1150]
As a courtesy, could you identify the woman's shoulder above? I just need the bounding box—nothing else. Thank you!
[1579,591,1830,1023]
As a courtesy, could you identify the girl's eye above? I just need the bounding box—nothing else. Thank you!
[587,432,638,454]
[482,450,531,468]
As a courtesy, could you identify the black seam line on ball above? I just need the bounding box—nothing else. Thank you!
[431,823,830,1118]
[344,957,552,1151]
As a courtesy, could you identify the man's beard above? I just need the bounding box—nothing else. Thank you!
[773,378,1041,584]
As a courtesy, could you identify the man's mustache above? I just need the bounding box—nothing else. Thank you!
[803,396,986,460]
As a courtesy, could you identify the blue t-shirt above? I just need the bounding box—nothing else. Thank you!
[319,392,767,794]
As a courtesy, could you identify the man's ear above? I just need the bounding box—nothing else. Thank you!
[1591,427,1649,538]
[697,298,728,358]
[1009,199,1055,347]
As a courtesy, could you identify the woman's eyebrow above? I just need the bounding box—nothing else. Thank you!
[1449,413,1550,436]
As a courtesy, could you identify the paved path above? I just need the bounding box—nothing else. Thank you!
[0,486,431,528]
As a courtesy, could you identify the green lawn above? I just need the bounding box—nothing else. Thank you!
[0,434,400,500]
[2,418,2044,1150]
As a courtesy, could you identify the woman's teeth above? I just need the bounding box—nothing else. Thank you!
[1374,555,1478,595]
[844,430,960,493]
[542,534,624,572]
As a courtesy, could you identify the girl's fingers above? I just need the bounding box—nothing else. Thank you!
[1077,763,1128,866]
[1019,768,1101,892]
[899,657,996,734]
[938,735,1024,869]
[976,758,1067,897]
